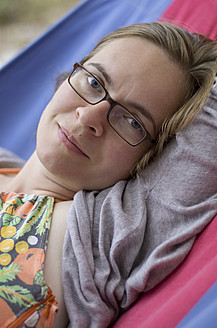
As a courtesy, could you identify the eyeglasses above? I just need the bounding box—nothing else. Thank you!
[68,62,156,146]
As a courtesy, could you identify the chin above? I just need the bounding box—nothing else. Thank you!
[37,148,59,172]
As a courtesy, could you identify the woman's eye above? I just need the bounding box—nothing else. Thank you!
[127,117,143,131]
[87,76,102,91]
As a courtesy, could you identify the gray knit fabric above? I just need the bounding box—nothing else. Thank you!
[0,147,25,168]
[62,78,217,327]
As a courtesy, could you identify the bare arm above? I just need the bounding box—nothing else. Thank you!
[44,200,72,328]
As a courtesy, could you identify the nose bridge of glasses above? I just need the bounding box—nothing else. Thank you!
[90,98,111,115]
[104,92,117,108]
[77,94,110,117]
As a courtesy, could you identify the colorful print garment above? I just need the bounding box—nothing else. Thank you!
[0,192,58,328]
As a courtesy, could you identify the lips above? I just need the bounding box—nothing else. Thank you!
[57,125,88,157]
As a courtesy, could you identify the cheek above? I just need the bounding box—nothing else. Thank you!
[36,82,79,138]
[105,141,145,177]
[47,80,80,115]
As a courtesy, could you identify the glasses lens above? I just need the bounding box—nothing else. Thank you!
[108,105,146,145]
[69,66,106,104]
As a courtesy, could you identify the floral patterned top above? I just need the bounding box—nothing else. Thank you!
[0,191,58,328]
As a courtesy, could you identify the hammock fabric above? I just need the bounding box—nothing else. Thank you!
[0,0,217,327]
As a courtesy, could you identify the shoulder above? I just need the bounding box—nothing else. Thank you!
[51,200,73,239]
[52,198,73,220]
[0,174,16,191]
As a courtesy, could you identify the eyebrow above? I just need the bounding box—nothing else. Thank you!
[87,62,156,133]
[127,100,157,134]
[87,62,112,85]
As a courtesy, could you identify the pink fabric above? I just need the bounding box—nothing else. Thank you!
[113,214,217,328]
[161,0,217,40]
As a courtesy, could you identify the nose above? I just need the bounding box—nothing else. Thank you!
[76,100,110,136]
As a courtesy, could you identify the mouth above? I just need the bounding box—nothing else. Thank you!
[57,125,88,157]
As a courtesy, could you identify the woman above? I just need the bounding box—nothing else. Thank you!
[0,22,217,327]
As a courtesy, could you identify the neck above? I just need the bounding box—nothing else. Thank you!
[4,152,76,200]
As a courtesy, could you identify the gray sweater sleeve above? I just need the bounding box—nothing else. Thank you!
[62,78,217,327]
[0,147,25,168]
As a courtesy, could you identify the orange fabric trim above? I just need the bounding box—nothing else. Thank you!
[0,168,21,174]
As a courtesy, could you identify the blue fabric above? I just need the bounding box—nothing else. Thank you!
[0,0,173,160]
[175,281,217,328]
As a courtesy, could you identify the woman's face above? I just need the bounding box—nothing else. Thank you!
[36,37,185,192]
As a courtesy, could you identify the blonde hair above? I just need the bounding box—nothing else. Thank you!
[81,22,217,175]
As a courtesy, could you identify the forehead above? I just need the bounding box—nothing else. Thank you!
[87,37,171,74]
[85,37,183,94]
[85,37,185,132]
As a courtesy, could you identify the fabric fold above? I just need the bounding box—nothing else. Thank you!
[63,78,217,327]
